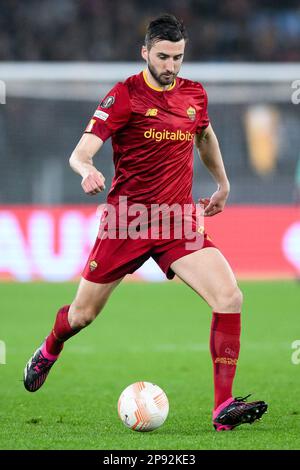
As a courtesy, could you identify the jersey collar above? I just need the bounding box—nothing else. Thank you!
[142,70,176,92]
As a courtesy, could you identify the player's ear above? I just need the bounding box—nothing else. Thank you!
[141,46,148,62]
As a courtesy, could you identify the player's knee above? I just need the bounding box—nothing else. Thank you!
[214,286,243,313]
[232,287,243,311]
[68,302,100,329]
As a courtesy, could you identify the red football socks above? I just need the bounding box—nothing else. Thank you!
[44,305,79,357]
[210,312,241,409]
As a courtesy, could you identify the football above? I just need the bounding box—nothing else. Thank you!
[117,381,169,432]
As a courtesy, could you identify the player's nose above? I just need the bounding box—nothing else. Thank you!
[165,58,175,73]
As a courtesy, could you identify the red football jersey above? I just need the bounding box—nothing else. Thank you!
[85,70,209,206]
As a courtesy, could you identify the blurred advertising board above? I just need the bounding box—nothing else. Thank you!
[0,205,299,281]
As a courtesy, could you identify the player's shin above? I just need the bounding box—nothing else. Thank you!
[43,305,81,358]
[209,312,241,410]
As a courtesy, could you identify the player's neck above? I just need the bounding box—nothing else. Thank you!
[143,69,174,92]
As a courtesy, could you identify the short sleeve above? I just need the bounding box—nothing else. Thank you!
[196,86,210,133]
[84,82,131,141]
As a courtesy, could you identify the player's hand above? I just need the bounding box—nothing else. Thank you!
[81,169,106,195]
[199,185,229,217]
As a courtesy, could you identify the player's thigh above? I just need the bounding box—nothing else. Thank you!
[69,276,123,320]
[170,247,242,311]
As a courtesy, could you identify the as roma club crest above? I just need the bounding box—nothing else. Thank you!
[89,260,98,271]
[100,96,115,108]
[186,106,196,121]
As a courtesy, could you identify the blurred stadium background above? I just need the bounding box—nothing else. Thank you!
[1,0,300,282]
[1,0,300,452]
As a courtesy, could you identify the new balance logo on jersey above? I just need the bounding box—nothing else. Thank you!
[145,108,158,116]
[144,128,194,142]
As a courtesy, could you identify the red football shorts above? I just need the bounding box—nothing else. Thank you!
[82,211,216,283]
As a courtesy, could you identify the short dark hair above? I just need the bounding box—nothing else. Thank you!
[145,14,188,50]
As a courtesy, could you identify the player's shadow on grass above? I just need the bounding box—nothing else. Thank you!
[154,423,270,436]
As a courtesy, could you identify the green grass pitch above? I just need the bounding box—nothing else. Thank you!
[0,280,299,450]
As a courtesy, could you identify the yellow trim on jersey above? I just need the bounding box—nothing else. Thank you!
[143,70,176,92]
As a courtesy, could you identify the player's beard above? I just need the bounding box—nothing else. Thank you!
[147,60,177,87]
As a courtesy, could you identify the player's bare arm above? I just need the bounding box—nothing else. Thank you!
[69,133,106,195]
[195,123,230,217]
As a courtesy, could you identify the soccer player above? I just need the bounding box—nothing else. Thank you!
[24,14,267,431]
